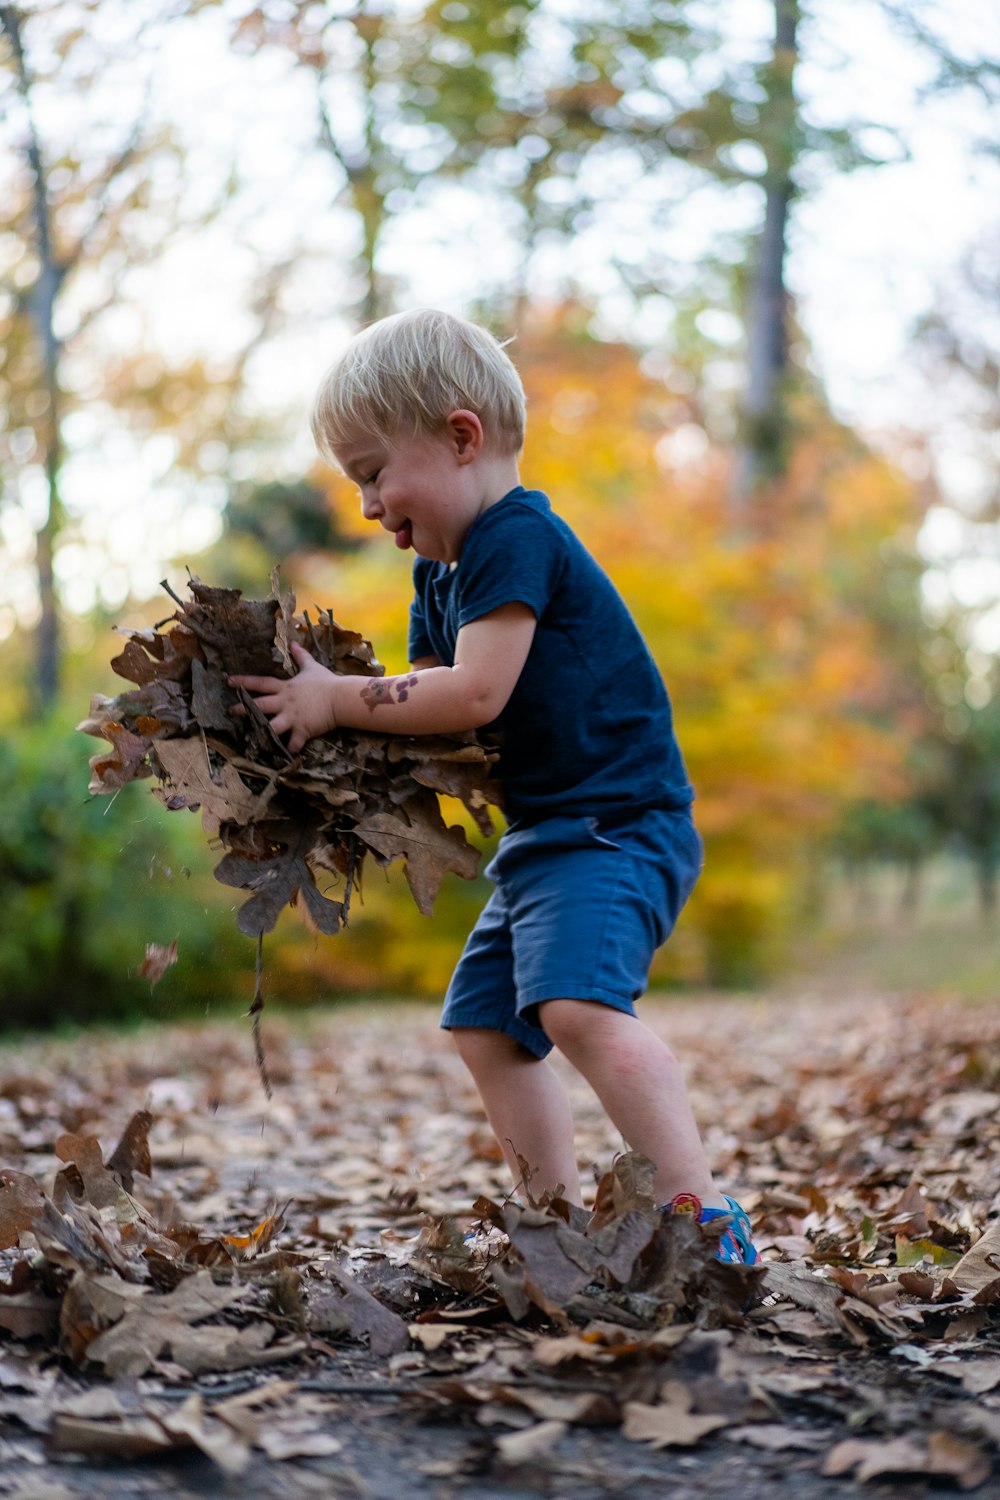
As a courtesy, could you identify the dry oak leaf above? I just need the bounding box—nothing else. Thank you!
[306,1260,408,1356]
[79,1270,248,1376]
[622,1382,730,1448]
[0,1169,47,1250]
[353,807,479,916]
[950,1218,1000,1295]
[213,822,344,938]
[0,1287,61,1341]
[823,1432,990,1489]
[153,738,265,828]
[85,721,153,794]
[52,1393,253,1476]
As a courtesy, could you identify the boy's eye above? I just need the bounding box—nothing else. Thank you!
[365,470,381,485]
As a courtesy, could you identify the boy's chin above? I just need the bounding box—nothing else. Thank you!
[415,542,453,565]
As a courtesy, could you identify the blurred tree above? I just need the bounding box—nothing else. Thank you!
[0,2,278,712]
[926,703,1000,916]
[917,618,1000,916]
[206,475,363,592]
[225,1,542,322]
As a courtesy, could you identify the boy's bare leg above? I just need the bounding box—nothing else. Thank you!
[537,999,728,1210]
[451,1026,583,1204]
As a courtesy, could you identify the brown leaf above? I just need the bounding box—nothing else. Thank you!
[494,1419,568,1466]
[153,738,264,827]
[934,1356,1000,1395]
[106,1110,154,1192]
[306,1260,408,1355]
[511,1388,619,1425]
[950,1218,1000,1294]
[85,722,152,792]
[139,941,178,989]
[622,1382,730,1448]
[927,1429,992,1490]
[51,1412,174,1461]
[83,578,501,960]
[0,1288,61,1340]
[54,1133,121,1211]
[353,802,479,916]
[183,580,284,678]
[213,819,344,937]
[0,1169,46,1249]
[822,1435,929,1482]
[52,1393,254,1474]
[78,1271,249,1376]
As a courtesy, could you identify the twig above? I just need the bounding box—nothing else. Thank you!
[342,835,358,926]
[159,578,185,608]
[249,933,273,1101]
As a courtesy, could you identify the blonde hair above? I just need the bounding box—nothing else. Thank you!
[311,308,526,462]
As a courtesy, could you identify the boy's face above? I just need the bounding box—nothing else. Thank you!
[334,420,483,565]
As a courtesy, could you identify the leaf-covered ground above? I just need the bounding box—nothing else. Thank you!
[1,988,999,1499]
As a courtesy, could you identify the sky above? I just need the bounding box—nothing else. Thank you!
[1,0,998,638]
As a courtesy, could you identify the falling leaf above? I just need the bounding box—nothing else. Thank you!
[139,941,178,989]
[221,1209,284,1259]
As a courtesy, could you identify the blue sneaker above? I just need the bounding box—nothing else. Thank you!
[665,1192,760,1265]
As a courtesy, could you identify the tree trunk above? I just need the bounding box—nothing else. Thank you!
[732,0,799,506]
[2,3,64,709]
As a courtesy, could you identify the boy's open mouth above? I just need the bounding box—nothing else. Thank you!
[394,519,413,550]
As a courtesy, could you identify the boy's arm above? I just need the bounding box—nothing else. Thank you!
[231,602,536,753]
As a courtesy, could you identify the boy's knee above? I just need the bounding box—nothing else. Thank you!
[451,1025,528,1069]
[537,998,614,1053]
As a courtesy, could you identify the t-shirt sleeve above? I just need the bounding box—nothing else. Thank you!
[455,506,564,629]
[407,560,435,662]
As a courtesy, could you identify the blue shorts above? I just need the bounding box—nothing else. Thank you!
[440,807,702,1059]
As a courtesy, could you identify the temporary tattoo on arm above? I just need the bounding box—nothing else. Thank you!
[360,674,419,713]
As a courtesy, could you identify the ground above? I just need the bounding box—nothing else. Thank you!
[1,983,998,1499]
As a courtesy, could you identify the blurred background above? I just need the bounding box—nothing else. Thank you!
[1,0,998,1031]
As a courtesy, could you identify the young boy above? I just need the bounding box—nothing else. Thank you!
[233,308,758,1265]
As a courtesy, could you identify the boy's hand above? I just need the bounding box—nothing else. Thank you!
[230,641,339,753]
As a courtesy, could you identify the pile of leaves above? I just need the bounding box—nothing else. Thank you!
[1,993,999,1490]
[78,573,501,938]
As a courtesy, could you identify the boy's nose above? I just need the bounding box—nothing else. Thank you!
[360,492,383,521]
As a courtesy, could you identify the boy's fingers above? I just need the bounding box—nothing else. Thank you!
[229,674,279,691]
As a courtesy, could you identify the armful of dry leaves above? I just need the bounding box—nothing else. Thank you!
[78,575,503,938]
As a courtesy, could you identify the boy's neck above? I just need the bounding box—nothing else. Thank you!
[477,453,522,512]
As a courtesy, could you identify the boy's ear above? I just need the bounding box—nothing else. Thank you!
[446,409,484,462]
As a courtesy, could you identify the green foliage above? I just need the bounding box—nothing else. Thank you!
[0,721,251,1032]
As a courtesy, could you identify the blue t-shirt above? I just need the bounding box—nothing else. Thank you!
[408,487,693,824]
